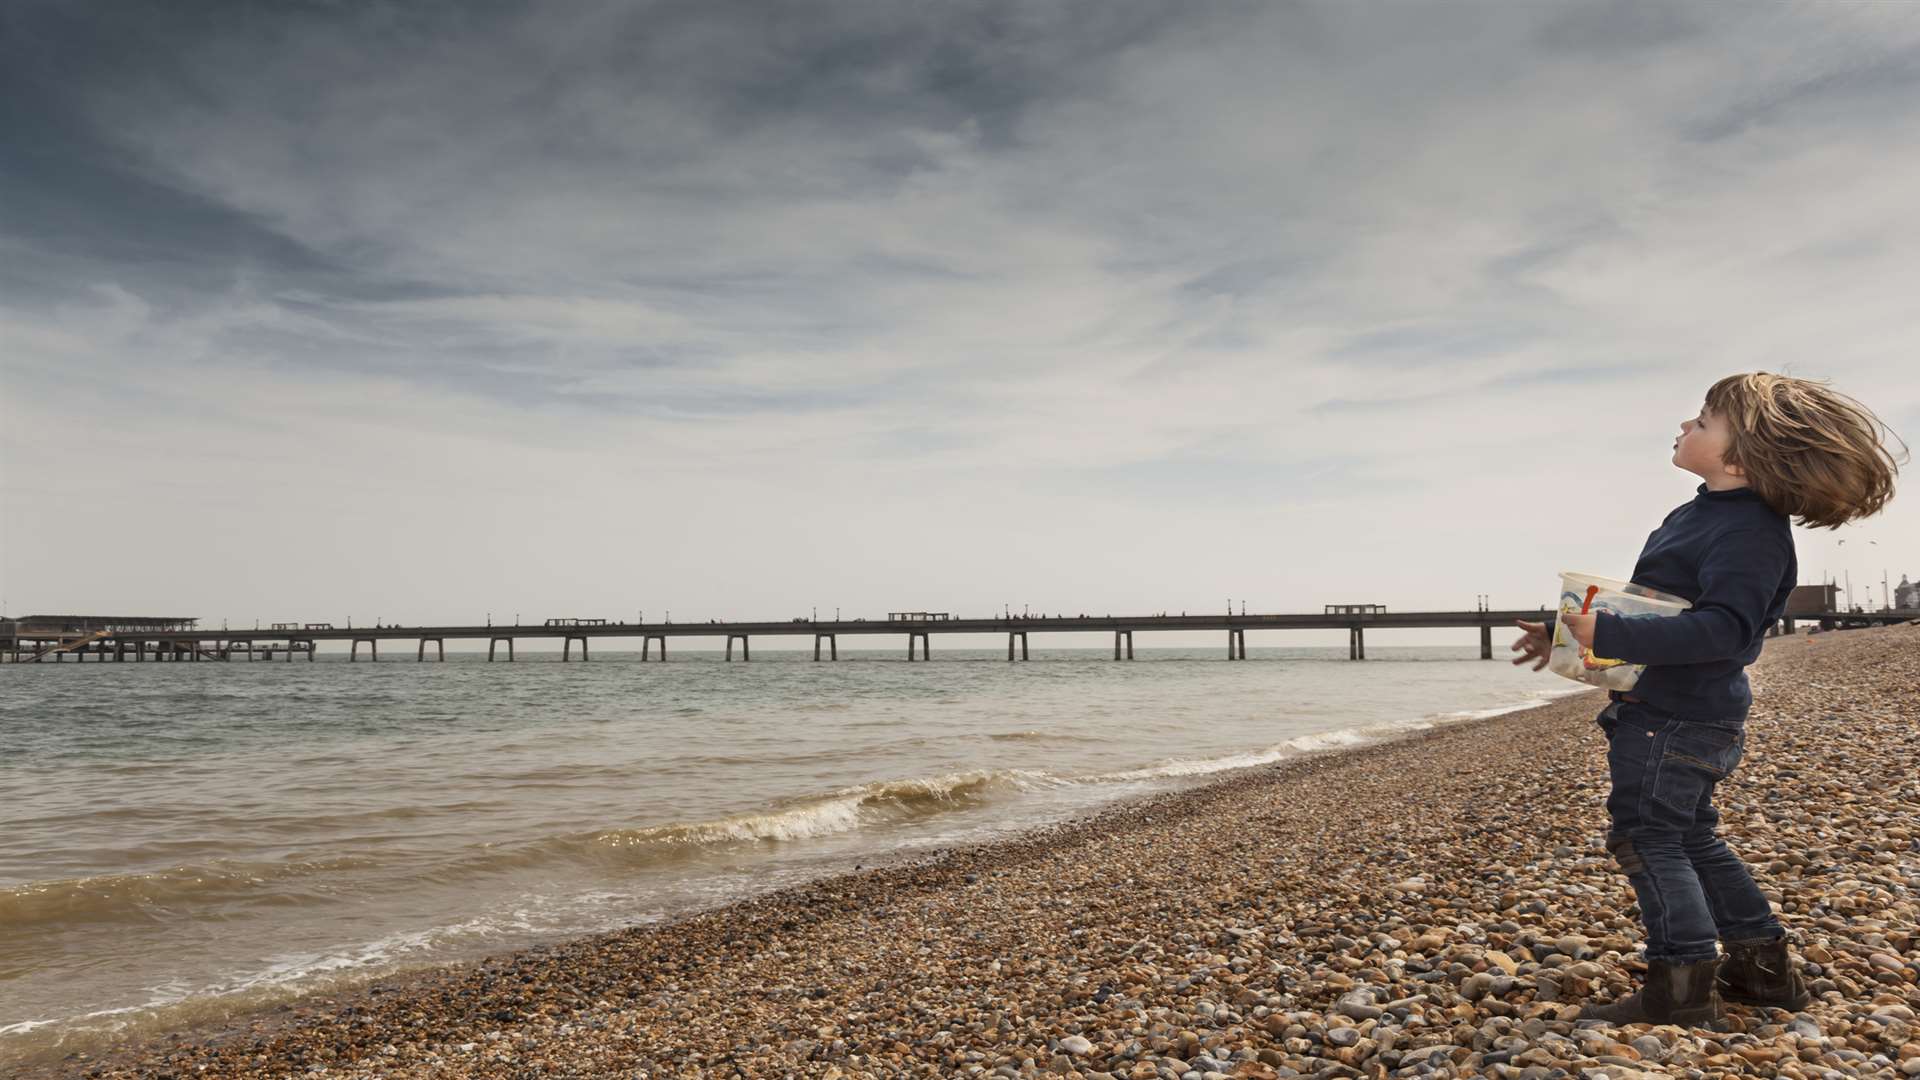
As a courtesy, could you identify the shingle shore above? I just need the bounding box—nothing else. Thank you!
[47,624,1920,1079]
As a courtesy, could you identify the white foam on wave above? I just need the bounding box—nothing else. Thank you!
[1283,727,1373,752]
[1081,685,1586,788]
[0,1002,153,1039]
[1085,726,1374,784]
[0,907,564,1055]
[1090,746,1293,782]
[587,767,1066,851]
[1423,684,1596,724]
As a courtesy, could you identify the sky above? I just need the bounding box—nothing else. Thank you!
[3,1,1917,648]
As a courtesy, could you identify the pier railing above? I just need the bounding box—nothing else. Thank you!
[7,608,1907,663]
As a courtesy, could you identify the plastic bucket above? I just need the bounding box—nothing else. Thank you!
[1548,572,1691,690]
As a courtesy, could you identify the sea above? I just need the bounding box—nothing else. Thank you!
[0,643,1591,1067]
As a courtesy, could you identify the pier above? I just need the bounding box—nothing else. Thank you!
[6,605,1905,664]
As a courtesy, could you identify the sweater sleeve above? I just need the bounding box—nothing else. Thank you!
[1591,528,1791,666]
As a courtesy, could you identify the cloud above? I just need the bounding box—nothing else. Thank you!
[4,2,1919,624]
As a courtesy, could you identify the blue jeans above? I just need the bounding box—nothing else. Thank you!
[1598,700,1784,962]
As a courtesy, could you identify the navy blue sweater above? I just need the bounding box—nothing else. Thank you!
[1590,484,1797,723]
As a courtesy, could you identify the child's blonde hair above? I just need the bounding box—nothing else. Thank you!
[1705,372,1905,530]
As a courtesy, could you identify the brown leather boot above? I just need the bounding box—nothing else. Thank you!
[1718,936,1813,1010]
[1577,957,1726,1029]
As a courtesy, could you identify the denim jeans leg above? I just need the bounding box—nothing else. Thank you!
[1601,705,1726,964]
[1681,767,1785,942]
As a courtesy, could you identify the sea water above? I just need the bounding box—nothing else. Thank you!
[0,643,1588,1065]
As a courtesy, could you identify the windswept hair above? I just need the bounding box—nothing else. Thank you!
[1706,372,1906,530]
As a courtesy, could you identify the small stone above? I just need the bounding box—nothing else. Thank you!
[1336,991,1383,1020]
[1554,935,1592,959]
[1060,1035,1093,1056]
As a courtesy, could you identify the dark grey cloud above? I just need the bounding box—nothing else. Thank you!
[1533,0,1707,56]
[1683,43,1920,143]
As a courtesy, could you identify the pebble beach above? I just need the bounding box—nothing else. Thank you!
[42,623,1920,1080]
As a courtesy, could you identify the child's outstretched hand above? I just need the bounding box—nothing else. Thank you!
[1511,619,1551,670]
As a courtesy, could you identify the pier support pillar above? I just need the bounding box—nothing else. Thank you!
[1114,630,1134,659]
[813,633,836,661]
[907,632,930,661]
[1007,631,1028,661]
[563,635,589,661]
[1480,625,1493,660]
[300,639,315,662]
[642,634,666,660]
[351,638,378,662]
[1349,627,1366,660]
[1227,628,1246,660]
[725,634,750,661]
[489,637,514,662]
[418,638,444,662]
[1783,617,1796,635]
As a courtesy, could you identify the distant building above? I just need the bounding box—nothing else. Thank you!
[1785,584,1839,617]
[1896,575,1919,612]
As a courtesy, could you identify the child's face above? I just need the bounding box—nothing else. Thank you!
[1672,404,1746,488]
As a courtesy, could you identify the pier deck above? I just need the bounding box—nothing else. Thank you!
[7,607,1905,663]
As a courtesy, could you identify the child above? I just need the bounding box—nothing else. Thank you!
[1510,372,1902,1028]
